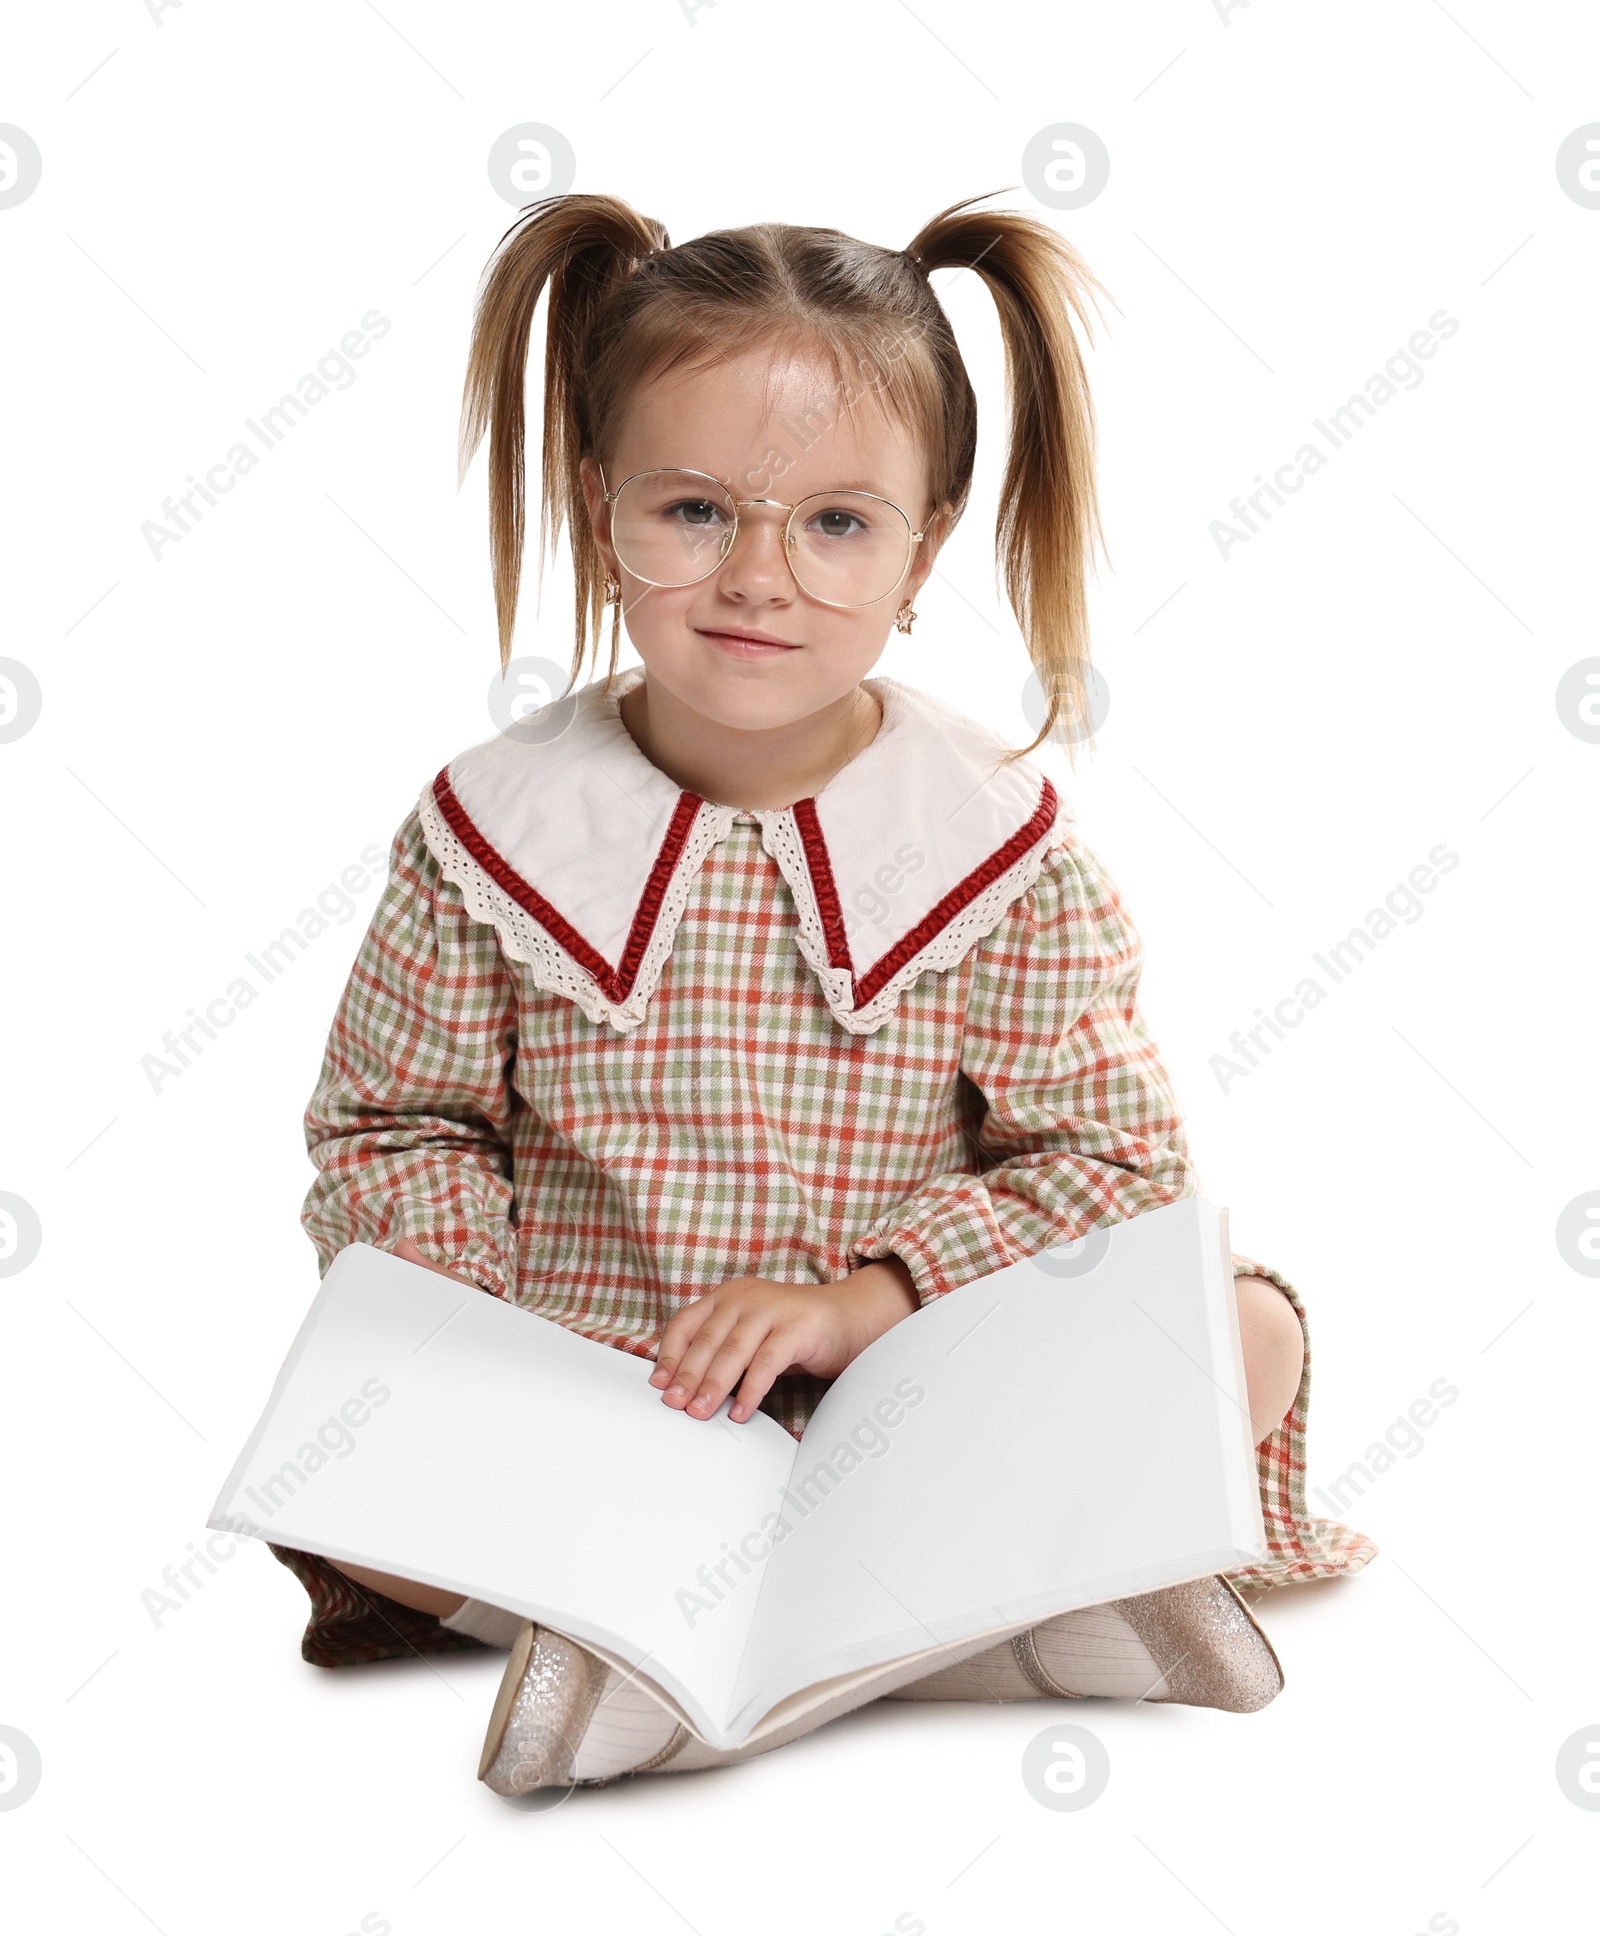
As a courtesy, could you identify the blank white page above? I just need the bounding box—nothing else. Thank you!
[727,1196,1264,1736]
[209,1245,796,1741]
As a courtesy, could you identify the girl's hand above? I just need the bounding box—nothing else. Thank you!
[390,1237,482,1289]
[649,1259,919,1424]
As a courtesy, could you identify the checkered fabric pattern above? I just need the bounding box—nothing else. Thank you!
[271,806,1375,1665]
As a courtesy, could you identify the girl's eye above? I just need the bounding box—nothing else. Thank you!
[664,497,727,528]
[805,506,870,541]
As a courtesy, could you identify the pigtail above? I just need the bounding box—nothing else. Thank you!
[459,193,669,676]
[905,194,1115,761]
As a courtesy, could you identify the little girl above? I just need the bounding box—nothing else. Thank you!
[269,191,1375,1791]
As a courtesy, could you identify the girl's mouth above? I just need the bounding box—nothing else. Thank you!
[696,627,800,658]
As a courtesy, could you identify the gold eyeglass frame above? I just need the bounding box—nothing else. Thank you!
[597,463,929,609]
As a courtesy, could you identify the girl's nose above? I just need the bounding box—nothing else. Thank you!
[716,508,795,601]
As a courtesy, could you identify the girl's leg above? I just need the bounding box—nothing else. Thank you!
[333,1564,523,1650]
[1235,1270,1307,1447]
[335,1561,465,1620]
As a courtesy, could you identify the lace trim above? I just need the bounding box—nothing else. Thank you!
[857,778,1060,1005]
[757,801,1071,1037]
[417,740,1066,1040]
[755,809,856,1019]
[417,775,734,1033]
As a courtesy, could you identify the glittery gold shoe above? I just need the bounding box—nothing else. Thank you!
[884,1576,1283,1714]
[1115,1575,1282,1712]
[478,1622,686,1796]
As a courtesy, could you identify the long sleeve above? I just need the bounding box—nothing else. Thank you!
[848,832,1197,1306]
[300,807,522,1298]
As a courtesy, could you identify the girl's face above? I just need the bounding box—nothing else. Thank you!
[580,343,944,735]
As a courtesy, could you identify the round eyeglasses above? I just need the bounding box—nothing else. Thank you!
[599,465,928,609]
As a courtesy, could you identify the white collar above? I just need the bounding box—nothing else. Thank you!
[416,665,1069,1035]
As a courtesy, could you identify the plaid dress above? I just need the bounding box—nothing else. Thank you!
[271,668,1374,1667]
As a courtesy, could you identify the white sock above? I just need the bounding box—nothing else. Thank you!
[570,1667,681,1781]
[440,1597,525,1650]
[889,1606,1168,1701]
[1031,1605,1169,1699]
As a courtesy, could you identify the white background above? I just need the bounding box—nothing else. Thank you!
[3,2,1596,1931]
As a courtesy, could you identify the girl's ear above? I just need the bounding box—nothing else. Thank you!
[905,502,953,598]
[579,456,618,575]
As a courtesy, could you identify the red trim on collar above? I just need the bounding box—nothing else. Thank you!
[792,775,1060,1010]
[791,797,853,972]
[854,775,1059,1004]
[431,768,703,1005]
[616,790,703,997]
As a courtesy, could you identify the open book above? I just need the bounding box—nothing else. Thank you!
[211,1196,1264,1750]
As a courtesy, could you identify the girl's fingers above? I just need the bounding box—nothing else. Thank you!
[680,1322,778,1420]
[728,1338,798,1422]
[650,1297,712,1386]
[656,1310,742,1408]
[391,1238,479,1289]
